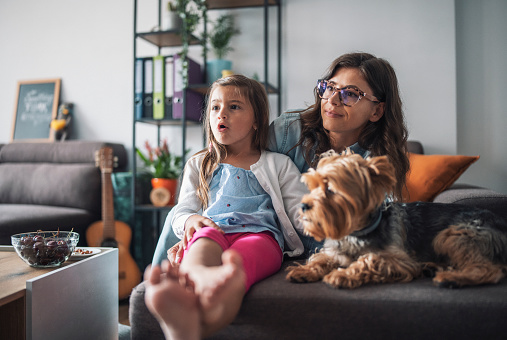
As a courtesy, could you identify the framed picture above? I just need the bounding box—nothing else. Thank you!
[11,78,61,142]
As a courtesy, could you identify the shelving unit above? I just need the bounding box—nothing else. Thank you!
[131,0,281,267]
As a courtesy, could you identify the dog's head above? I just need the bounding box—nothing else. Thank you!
[299,151,396,241]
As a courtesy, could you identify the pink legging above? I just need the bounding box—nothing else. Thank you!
[183,227,283,291]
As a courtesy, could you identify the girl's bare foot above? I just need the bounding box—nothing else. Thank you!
[197,250,247,334]
[144,261,201,340]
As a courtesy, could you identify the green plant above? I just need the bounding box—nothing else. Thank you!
[167,1,177,11]
[136,139,185,179]
[173,0,207,87]
[208,14,240,59]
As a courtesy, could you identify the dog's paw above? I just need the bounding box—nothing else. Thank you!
[421,263,439,277]
[323,269,363,289]
[286,265,324,283]
[434,278,460,289]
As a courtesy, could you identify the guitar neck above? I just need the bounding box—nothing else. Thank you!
[101,169,116,240]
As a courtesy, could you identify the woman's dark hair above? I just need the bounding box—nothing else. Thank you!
[295,52,409,200]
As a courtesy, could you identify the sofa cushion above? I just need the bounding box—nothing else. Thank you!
[0,204,97,246]
[129,261,507,340]
[0,140,127,169]
[403,153,479,202]
[0,163,101,213]
[433,183,507,221]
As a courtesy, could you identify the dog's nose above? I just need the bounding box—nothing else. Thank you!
[300,203,311,212]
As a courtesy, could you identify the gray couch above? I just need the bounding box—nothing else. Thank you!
[0,141,127,246]
[129,141,507,340]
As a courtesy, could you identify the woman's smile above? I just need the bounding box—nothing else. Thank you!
[324,109,345,119]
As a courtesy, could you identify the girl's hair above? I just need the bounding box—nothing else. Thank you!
[196,74,270,208]
[294,52,409,200]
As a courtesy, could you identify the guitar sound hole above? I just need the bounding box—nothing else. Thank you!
[101,238,119,248]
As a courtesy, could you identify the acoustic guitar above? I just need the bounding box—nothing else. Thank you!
[86,146,141,300]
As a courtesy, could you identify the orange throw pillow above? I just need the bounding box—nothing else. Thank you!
[402,153,479,202]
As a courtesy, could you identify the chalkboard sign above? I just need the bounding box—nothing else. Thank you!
[11,79,61,142]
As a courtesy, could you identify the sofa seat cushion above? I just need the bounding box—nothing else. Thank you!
[0,204,97,246]
[129,261,507,340]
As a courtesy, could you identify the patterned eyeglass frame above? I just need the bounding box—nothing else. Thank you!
[317,79,381,106]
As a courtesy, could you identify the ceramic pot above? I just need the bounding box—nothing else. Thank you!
[206,59,233,84]
[162,11,183,31]
[151,178,178,206]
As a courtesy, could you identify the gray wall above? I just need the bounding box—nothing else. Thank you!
[0,0,505,194]
[455,0,507,195]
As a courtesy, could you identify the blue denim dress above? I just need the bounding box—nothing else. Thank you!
[203,164,283,250]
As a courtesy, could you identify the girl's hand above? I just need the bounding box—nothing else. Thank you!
[182,215,223,249]
[167,241,184,265]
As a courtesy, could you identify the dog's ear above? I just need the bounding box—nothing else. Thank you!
[301,168,325,191]
[366,156,397,193]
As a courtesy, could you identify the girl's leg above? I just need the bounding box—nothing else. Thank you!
[182,230,282,336]
[228,231,283,291]
[179,228,247,337]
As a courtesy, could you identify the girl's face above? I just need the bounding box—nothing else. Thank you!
[320,67,383,149]
[210,86,257,154]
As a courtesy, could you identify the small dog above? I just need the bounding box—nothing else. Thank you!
[287,151,507,289]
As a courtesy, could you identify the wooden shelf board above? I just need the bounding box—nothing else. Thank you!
[137,31,201,48]
[189,83,278,95]
[207,0,278,9]
[135,118,202,126]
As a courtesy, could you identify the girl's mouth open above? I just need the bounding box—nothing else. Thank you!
[217,124,228,132]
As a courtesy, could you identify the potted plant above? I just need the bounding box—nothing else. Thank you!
[206,14,240,84]
[173,0,207,87]
[136,139,185,205]
[162,1,183,31]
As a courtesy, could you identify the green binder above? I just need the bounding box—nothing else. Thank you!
[153,55,165,119]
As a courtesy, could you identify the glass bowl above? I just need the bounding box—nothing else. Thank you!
[11,231,80,268]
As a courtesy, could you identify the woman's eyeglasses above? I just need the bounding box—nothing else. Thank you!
[316,79,381,107]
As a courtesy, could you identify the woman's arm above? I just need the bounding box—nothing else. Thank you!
[170,154,204,238]
[268,112,310,173]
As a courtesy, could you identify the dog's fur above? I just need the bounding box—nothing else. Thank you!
[287,151,507,289]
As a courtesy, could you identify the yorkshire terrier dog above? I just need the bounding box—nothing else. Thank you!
[287,151,507,289]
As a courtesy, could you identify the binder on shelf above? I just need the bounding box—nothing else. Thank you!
[164,56,174,120]
[153,55,165,120]
[173,54,204,122]
[143,58,154,119]
[134,58,144,120]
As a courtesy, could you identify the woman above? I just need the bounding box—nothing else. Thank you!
[153,52,409,263]
[269,52,408,195]
[268,52,409,254]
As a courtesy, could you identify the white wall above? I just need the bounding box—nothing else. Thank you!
[1,0,505,194]
[455,0,507,195]
[0,0,133,145]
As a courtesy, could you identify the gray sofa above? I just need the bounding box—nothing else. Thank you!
[129,141,507,340]
[0,141,127,246]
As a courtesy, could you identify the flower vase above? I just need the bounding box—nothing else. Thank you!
[206,59,233,84]
[150,178,178,206]
[162,11,183,31]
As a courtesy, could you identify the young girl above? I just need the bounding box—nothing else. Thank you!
[144,75,307,340]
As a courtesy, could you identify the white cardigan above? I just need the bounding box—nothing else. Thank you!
[171,150,307,257]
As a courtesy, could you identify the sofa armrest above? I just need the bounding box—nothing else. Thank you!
[433,183,507,221]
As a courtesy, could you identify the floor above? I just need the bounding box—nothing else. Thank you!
[119,299,130,326]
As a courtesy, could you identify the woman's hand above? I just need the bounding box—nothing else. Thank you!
[167,215,223,264]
